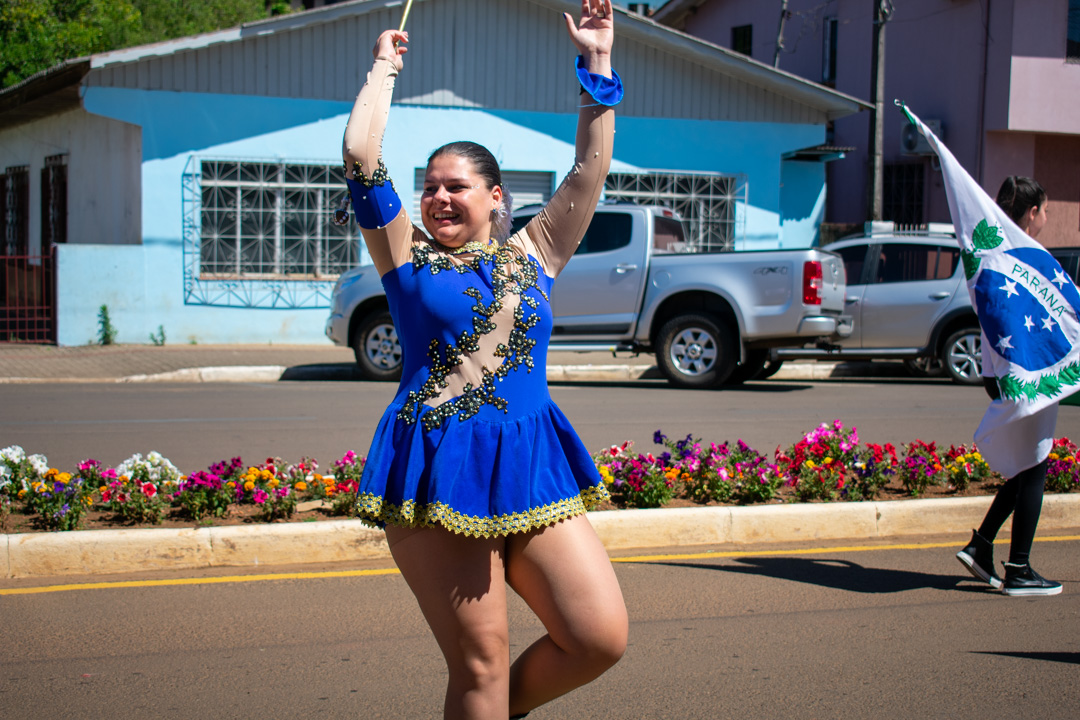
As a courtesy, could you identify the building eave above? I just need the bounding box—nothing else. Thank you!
[0,59,91,131]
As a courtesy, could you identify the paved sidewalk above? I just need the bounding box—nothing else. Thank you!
[0,342,908,383]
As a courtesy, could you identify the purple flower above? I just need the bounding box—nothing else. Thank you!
[653,430,667,445]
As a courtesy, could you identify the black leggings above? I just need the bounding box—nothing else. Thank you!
[978,458,1048,566]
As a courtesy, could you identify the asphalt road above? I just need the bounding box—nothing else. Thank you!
[7,375,1080,473]
[2,535,1078,719]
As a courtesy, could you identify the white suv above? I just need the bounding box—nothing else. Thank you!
[775,229,982,384]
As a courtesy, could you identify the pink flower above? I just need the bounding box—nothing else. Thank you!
[253,488,269,504]
[141,482,157,498]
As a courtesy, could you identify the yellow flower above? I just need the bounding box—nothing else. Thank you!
[45,468,58,479]
[268,478,279,488]
[824,457,833,465]
[83,496,93,506]
[314,473,323,481]
[17,489,26,499]
[244,481,255,492]
[805,460,816,469]
[294,481,308,491]
[1049,452,1060,461]
[226,481,236,489]
[99,485,107,493]
[57,472,72,484]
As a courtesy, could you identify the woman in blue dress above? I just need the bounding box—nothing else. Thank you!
[341,1,627,716]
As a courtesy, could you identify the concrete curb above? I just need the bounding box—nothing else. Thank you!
[0,361,855,384]
[5,494,1078,578]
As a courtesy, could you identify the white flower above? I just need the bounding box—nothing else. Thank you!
[28,454,49,477]
[1,445,25,463]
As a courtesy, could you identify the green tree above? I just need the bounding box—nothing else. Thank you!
[0,0,140,88]
[0,0,291,89]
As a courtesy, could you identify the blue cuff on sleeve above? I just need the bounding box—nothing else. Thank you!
[346,176,403,230]
[575,56,623,106]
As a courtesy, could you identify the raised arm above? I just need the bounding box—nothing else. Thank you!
[523,0,621,277]
[342,30,414,277]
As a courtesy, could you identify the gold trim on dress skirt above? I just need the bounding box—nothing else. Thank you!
[356,483,610,538]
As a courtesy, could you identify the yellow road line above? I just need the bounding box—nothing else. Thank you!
[3,535,1078,596]
[0,567,400,596]
[611,534,1080,564]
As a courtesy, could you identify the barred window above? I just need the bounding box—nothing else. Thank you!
[2,165,30,256]
[604,171,746,252]
[41,155,67,246]
[198,160,357,279]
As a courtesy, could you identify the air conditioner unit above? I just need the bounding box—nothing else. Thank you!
[900,119,942,155]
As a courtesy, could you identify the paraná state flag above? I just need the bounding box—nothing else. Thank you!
[900,104,1080,478]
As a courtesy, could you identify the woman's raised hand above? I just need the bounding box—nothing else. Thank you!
[372,29,408,71]
[563,0,613,73]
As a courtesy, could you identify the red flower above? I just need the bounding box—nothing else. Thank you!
[141,482,157,498]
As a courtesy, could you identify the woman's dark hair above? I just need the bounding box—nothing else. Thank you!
[427,141,513,241]
[995,176,1047,225]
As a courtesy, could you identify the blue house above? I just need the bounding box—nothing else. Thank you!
[0,0,868,346]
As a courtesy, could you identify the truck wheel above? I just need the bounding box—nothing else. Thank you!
[758,357,784,380]
[352,311,403,382]
[941,328,982,385]
[655,314,736,389]
[725,349,769,385]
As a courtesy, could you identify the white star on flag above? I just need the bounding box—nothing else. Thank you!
[1000,279,1019,298]
[1054,269,1070,288]
[1024,316,1035,331]
[1043,316,1056,332]
[996,335,1014,352]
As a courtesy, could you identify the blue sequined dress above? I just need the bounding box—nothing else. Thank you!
[343,57,619,538]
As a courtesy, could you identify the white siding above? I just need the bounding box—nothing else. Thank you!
[83,0,836,125]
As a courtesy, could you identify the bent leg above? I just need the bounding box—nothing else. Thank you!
[504,515,628,716]
[386,525,510,720]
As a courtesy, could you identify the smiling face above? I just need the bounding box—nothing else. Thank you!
[420,154,502,248]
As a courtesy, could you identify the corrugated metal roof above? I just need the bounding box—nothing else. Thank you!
[2,0,870,124]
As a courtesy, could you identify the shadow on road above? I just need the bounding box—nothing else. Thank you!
[653,556,980,594]
[972,651,1080,666]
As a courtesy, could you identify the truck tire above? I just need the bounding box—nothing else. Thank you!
[352,310,403,382]
[941,327,982,385]
[725,348,769,385]
[655,313,736,389]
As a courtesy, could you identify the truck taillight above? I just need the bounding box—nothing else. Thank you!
[802,260,823,305]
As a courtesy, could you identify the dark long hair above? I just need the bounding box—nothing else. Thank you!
[995,175,1047,225]
[427,141,513,241]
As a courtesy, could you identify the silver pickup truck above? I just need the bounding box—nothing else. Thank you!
[326,202,851,388]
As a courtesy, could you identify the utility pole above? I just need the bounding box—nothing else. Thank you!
[774,0,790,68]
[866,0,891,222]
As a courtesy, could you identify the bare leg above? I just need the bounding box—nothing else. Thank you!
[386,525,511,720]
[504,514,628,716]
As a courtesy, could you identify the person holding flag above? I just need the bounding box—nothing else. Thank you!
[341,1,627,717]
[899,104,1069,597]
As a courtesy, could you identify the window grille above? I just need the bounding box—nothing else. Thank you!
[1068,0,1080,62]
[197,159,357,279]
[604,171,746,252]
[732,24,753,57]
[883,163,925,226]
[41,155,67,247]
[2,165,30,256]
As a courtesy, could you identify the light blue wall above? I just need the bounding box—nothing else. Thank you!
[58,87,827,345]
[780,159,828,248]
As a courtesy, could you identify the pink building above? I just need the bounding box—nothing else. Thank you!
[654,0,1080,247]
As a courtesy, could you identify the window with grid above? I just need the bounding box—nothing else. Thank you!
[1068,0,1080,62]
[883,163,925,226]
[2,165,30,256]
[41,155,67,247]
[732,24,753,57]
[198,160,357,279]
[604,171,746,252]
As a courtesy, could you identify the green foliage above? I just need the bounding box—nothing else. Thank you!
[149,324,165,346]
[1,0,288,88]
[97,304,117,345]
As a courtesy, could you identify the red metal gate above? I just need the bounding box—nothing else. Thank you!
[0,246,57,343]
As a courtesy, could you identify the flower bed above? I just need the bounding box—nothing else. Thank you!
[2,421,1079,533]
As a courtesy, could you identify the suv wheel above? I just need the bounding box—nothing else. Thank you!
[353,310,403,382]
[942,328,982,385]
[655,313,736,389]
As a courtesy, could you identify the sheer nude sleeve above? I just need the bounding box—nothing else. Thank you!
[518,101,615,278]
[342,57,423,277]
